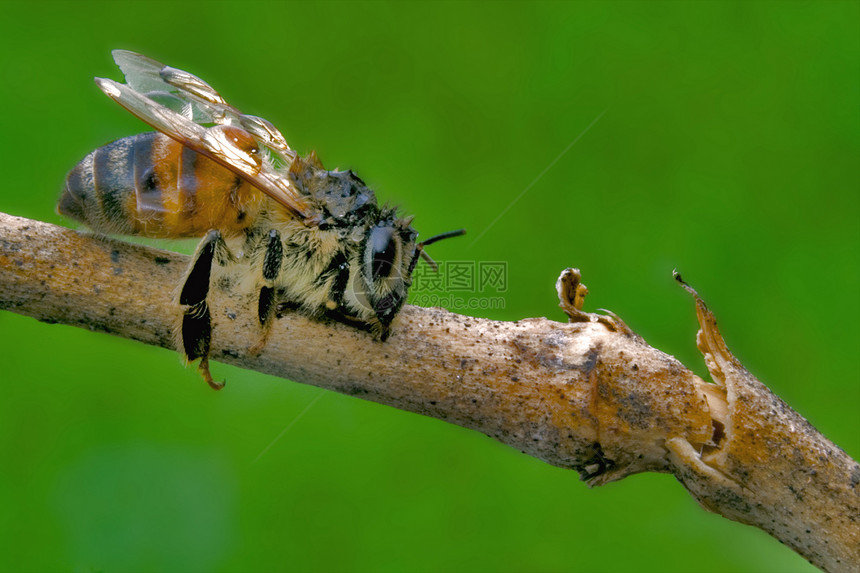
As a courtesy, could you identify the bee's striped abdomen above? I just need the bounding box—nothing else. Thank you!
[59,136,137,234]
[59,132,266,238]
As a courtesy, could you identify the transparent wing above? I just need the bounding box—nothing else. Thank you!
[115,51,229,125]
[113,51,295,156]
[101,51,309,218]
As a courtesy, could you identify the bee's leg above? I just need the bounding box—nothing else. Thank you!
[179,230,227,390]
[249,230,283,356]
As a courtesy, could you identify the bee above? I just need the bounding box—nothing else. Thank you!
[58,50,464,389]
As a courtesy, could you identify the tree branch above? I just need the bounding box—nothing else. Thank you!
[0,211,857,572]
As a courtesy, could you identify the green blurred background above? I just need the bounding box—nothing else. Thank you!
[1,2,857,572]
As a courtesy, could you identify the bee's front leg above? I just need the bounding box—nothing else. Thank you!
[249,229,283,356]
[179,229,232,390]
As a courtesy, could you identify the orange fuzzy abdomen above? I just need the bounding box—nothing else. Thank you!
[59,132,267,238]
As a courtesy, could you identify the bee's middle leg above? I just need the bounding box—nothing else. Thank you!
[249,229,283,356]
[179,229,233,390]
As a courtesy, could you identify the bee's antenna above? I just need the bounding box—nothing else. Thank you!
[417,229,466,273]
[419,250,439,272]
[419,228,466,248]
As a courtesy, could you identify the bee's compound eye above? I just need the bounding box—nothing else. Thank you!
[369,225,398,281]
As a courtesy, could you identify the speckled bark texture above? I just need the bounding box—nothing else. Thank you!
[1,212,857,572]
[667,278,860,573]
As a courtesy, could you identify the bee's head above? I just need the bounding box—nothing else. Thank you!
[347,214,464,340]
[355,215,419,339]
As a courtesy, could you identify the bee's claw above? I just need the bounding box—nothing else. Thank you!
[199,357,225,390]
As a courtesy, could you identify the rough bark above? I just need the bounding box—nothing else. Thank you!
[0,211,857,572]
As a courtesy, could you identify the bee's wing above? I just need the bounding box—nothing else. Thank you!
[113,51,295,159]
[100,51,312,220]
[112,51,170,95]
